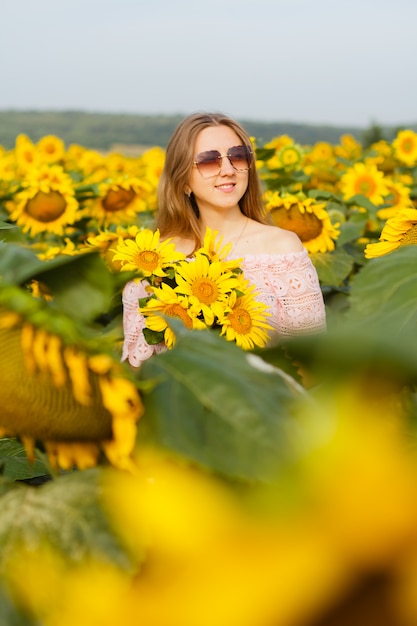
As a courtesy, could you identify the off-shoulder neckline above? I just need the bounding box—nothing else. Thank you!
[228,248,308,262]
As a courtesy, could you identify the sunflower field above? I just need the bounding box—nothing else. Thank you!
[1,128,417,626]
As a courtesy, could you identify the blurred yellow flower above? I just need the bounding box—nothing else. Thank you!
[7,167,79,236]
[339,161,389,205]
[393,129,417,167]
[83,175,153,227]
[36,134,66,164]
[334,133,362,160]
[376,179,413,220]
[0,307,143,470]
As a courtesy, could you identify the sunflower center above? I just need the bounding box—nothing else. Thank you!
[191,278,219,304]
[102,188,135,212]
[25,191,67,223]
[401,139,414,154]
[270,205,323,242]
[134,250,160,272]
[228,308,252,334]
[355,176,376,197]
[165,303,193,329]
[400,224,417,246]
[281,148,299,166]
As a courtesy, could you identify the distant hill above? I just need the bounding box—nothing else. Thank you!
[0,110,412,151]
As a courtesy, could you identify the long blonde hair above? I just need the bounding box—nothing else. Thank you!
[155,112,269,249]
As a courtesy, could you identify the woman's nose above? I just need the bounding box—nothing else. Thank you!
[219,155,235,175]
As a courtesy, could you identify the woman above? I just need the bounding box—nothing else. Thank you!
[122,112,326,367]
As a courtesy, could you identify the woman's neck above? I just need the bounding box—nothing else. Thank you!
[199,208,247,241]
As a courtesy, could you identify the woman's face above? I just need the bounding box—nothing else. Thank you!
[187,125,250,216]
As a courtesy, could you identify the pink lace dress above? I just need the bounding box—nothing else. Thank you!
[121,248,326,367]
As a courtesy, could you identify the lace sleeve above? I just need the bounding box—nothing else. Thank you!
[121,280,166,367]
[242,250,327,340]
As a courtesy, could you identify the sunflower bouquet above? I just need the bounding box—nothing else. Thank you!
[113,227,273,351]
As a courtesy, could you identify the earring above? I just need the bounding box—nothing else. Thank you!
[185,188,192,198]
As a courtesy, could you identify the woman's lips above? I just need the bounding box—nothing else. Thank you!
[215,183,236,192]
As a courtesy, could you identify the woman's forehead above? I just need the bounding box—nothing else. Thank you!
[194,125,242,153]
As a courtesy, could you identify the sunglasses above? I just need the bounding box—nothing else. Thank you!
[193,145,253,178]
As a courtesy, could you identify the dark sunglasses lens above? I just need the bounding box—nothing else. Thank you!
[195,151,220,177]
[228,146,251,170]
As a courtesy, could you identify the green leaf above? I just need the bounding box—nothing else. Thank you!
[143,327,165,345]
[0,220,17,230]
[0,470,132,569]
[0,438,51,481]
[346,194,378,214]
[34,252,115,322]
[138,329,306,482]
[348,245,417,331]
[310,249,354,287]
[308,190,341,202]
[0,242,44,284]
[336,219,367,246]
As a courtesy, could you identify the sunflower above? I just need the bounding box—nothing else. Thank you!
[141,283,206,349]
[82,175,153,227]
[0,152,17,186]
[306,142,335,164]
[36,135,66,164]
[392,130,417,167]
[219,279,272,350]
[34,237,89,261]
[334,134,362,161]
[367,140,397,175]
[303,143,339,193]
[264,192,340,253]
[376,180,413,220]
[339,162,389,206]
[198,227,245,273]
[277,143,304,170]
[87,225,141,271]
[64,144,102,176]
[15,134,40,174]
[365,208,417,258]
[265,140,304,171]
[174,253,241,326]
[7,166,79,237]
[112,228,185,277]
[0,289,143,471]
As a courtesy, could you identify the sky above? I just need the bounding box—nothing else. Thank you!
[2,0,417,128]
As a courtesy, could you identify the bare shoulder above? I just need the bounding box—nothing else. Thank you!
[240,221,304,255]
[163,235,195,256]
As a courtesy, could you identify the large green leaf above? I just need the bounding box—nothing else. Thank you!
[0,243,44,284]
[348,246,417,331]
[0,438,51,481]
[0,470,132,569]
[0,243,115,322]
[138,327,307,482]
[337,218,367,246]
[310,248,354,287]
[35,252,115,322]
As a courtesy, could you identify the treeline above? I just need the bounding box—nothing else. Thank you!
[0,110,413,151]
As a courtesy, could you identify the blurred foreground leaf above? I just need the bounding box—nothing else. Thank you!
[139,327,306,482]
[0,470,132,570]
[0,438,50,481]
